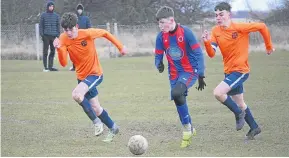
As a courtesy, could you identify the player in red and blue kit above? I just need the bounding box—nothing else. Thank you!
[154,6,206,148]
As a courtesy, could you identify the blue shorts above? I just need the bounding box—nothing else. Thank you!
[169,72,198,100]
[223,72,249,96]
[77,75,103,100]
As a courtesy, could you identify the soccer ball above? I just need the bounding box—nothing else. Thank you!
[127,135,148,155]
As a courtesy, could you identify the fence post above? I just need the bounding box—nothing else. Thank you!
[17,24,21,45]
[114,23,118,58]
[106,22,113,58]
[35,23,40,60]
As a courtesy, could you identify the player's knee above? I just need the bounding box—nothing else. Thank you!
[171,90,183,102]
[213,88,223,100]
[72,91,84,103]
[173,95,186,105]
[171,82,187,105]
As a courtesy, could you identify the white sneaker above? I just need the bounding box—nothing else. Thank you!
[94,123,104,136]
[69,66,75,71]
[43,68,50,72]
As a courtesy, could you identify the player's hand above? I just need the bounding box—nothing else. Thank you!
[120,45,127,55]
[267,48,275,55]
[157,62,164,73]
[196,76,206,91]
[53,37,61,48]
[202,30,210,42]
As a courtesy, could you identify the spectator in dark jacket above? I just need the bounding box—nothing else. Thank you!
[39,1,60,72]
[69,4,91,71]
[77,4,91,29]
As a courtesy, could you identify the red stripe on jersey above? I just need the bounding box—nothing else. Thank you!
[191,43,200,50]
[155,49,163,55]
[186,73,194,86]
[177,27,193,73]
[162,33,178,80]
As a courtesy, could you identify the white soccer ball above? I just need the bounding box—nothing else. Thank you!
[127,135,148,155]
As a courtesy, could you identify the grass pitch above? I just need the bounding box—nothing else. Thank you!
[1,51,289,156]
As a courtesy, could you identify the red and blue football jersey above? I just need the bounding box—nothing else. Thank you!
[155,24,205,80]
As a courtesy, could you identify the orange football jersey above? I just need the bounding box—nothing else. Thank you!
[57,28,123,80]
[204,22,273,74]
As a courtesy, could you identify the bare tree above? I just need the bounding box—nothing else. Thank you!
[1,0,47,25]
[1,0,219,25]
[264,0,289,25]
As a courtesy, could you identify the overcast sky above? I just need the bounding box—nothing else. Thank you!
[231,0,281,11]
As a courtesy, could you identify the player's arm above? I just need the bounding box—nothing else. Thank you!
[202,30,218,58]
[238,22,273,51]
[88,28,124,54]
[185,28,207,90]
[54,35,68,67]
[57,45,68,67]
[154,33,165,73]
[185,28,205,77]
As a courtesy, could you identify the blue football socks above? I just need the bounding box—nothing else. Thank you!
[176,103,191,125]
[222,96,242,115]
[80,98,97,121]
[245,106,258,129]
[98,109,115,129]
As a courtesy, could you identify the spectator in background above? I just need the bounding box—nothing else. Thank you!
[39,1,60,72]
[69,3,91,71]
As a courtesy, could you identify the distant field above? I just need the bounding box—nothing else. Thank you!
[1,51,289,156]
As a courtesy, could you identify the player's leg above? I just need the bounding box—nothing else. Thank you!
[171,72,197,148]
[72,82,98,123]
[42,35,49,71]
[72,76,102,127]
[84,75,119,142]
[87,96,103,136]
[171,81,192,148]
[48,36,58,71]
[176,72,198,130]
[231,93,261,139]
[171,82,191,130]
[214,72,249,130]
[79,75,103,136]
[89,96,119,142]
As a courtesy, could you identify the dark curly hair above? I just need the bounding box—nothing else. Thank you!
[61,12,78,29]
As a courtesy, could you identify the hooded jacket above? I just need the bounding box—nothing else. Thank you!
[39,1,60,37]
[76,4,91,29]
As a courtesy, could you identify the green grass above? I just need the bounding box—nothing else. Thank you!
[1,51,289,157]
